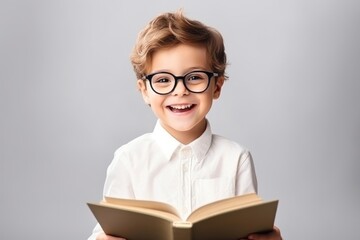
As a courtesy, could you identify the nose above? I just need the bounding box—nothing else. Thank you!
[172,78,189,96]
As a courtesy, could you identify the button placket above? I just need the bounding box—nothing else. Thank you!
[180,146,192,217]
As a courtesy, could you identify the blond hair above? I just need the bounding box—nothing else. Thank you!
[130,10,228,79]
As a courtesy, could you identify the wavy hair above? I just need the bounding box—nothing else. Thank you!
[130,10,228,79]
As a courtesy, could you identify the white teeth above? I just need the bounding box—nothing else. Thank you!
[171,104,192,110]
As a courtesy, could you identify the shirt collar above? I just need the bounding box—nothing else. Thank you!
[153,119,213,162]
[188,121,212,163]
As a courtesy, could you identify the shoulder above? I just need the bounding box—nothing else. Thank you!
[210,134,253,162]
[107,132,156,172]
[211,134,249,152]
[114,132,155,157]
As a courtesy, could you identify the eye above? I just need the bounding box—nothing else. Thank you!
[186,72,206,82]
[152,74,173,84]
[155,77,170,83]
[188,75,201,81]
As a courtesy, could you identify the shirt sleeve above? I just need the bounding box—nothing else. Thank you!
[103,147,135,198]
[236,150,258,195]
[87,146,135,239]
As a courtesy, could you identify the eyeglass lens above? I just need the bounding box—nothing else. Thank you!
[150,71,212,94]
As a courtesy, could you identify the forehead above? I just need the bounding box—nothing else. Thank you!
[147,44,210,74]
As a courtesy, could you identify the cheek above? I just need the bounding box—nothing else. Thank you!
[205,85,218,101]
[199,94,214,110]
[148,94,166,107]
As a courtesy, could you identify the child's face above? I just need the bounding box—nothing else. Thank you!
[137,44,224,143]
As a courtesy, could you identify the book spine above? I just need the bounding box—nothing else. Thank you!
[172,222,192,240]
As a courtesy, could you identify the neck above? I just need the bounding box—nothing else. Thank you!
[161,119,207,145]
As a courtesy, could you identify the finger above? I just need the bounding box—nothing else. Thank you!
[247,226,282,240]
[96,233,127,240]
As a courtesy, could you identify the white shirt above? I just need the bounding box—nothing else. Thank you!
[88,120,257,239]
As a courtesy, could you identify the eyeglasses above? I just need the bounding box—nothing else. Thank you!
[142,70,218,95]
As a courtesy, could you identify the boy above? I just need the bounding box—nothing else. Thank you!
[89,10,282,240]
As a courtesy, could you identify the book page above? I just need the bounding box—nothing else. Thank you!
[187,193,262,222]
[104,196,180,218]
[88,203,178,240]
[98,201,182,222]
[189,200,278,240]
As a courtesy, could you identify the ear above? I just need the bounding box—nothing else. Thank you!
[137,79,150,105]
[213,76,225,99]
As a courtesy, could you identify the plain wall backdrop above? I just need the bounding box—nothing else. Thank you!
[0,0,359,239]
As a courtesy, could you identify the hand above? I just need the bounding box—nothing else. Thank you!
[96,233,126,240]
[241,226,282,240]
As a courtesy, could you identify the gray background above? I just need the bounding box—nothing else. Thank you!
[1,0,359,239]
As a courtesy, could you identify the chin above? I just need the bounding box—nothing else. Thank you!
[171,125,196,132]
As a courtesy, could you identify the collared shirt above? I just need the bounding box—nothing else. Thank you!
[88,120,257,239]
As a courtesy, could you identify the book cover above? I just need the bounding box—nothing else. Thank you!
[88,193,278,240]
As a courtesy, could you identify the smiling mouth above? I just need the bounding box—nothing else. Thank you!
[168,104,195,113]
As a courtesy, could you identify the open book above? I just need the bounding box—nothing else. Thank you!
[87,193,278,240]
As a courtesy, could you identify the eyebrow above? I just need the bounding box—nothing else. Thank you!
[149,67,209,75]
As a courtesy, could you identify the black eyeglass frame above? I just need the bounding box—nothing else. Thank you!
[142,70,219,95]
